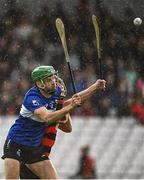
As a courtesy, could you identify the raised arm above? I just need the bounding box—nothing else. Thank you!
[64,79,106,106]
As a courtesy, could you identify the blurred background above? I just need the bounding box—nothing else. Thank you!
[0,0,144,179]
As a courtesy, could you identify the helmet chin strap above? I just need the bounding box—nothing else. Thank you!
[40,79,46,88]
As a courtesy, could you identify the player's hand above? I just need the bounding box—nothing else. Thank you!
[94,79,106,91]
[58,114,69,124]
[58,118,68,124]
[55,75,67,97]
[71,94,82,108]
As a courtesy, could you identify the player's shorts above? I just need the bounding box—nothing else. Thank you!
[20,163,40,179]
[1,138,49,164]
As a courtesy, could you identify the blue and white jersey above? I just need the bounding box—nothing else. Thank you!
[7,86,61,147]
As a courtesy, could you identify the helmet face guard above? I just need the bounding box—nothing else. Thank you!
[31,66,56,82]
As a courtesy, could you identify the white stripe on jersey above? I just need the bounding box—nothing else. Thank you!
[20,104,44,122]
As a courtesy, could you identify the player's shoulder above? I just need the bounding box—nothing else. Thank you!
[24,86,41,99]
[26,86,39,95]
[22,86,43,107]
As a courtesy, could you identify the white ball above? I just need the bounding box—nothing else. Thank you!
[133,17,142,26]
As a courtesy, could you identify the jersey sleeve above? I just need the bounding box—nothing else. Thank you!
[23,94,44,113]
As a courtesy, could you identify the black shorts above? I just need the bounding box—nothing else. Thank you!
[1,139,49,164]
[20,163,40,179]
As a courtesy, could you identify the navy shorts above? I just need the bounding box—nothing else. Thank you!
[1,139,49,164]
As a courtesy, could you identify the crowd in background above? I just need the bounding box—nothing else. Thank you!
[0,0,144,123]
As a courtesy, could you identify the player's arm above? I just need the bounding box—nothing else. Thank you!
[34,94,81,124]
[64,79,106,105]
[58,113,72,133]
